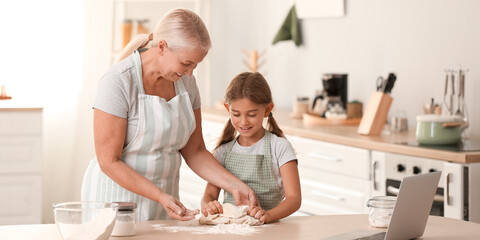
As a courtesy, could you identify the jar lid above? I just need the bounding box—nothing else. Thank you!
[366,196,396,208]
[416,114,462,122]
[114,202,137,211]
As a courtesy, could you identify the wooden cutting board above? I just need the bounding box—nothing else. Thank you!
[303,112,361,126]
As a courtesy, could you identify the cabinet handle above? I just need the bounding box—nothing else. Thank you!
[446,173,451,206]
[372,161,378,191]
[387,186,444,202]
[386,186,400,196]
[307,152,341,162]
[310,190,345,201]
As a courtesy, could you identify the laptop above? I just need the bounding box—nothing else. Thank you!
[324,171,442,240]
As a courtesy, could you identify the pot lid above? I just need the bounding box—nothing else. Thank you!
[416,114,462,122]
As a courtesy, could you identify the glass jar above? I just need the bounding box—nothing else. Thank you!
[111,202,137,237]
[366,196,396,228]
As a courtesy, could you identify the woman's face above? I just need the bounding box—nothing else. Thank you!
[159,42,208,81]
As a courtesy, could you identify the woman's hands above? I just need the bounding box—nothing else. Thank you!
[201,200,223,216]
[158,193,199,221]
[231,184,259,209]
[248,206,271,223]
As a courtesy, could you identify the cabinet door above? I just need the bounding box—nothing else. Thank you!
[299,167,370,215]
[469,163,480,223]
[371,151,386,196]
[443,161,465,220]
[0,110,42,134]
[0,175,42,225]
[0,136,42,173]
[0,109,42,173]
[289,136,370,179]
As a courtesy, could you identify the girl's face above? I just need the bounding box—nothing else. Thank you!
[225,98,273,145]
[158,41,208,81]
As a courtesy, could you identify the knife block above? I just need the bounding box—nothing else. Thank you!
[358,92,393,135]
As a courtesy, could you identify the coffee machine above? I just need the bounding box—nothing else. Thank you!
[312,73,348,117]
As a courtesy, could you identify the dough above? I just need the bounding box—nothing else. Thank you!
[198,203,264,226]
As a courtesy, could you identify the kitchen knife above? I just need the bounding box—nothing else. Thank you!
[383,73,396,93]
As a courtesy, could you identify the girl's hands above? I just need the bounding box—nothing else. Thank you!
[201,200,223,216]
[248,206,271,223]
[159,193,199,221]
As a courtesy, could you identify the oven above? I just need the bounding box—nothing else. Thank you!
[371,151,480,223]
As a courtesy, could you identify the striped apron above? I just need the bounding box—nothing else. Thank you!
[222,130,284,211]
[81,51,196,220]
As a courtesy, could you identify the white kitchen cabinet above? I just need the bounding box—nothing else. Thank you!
[443,161,480,222]
[178,119,223,210]
[288,135,371,215]
[0,108,43,225]
[443,162,465,220]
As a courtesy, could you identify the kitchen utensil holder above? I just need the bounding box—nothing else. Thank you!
[358,92,393,135]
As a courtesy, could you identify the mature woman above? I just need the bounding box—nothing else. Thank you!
[81,9,257,221]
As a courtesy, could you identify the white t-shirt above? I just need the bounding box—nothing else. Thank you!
[213,133,297,194]
[93,54,201,147]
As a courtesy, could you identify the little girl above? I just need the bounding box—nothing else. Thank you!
[201,72,301,223]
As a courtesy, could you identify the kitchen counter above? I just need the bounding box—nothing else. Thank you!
[201,107,480,163]
[1,215,479,239]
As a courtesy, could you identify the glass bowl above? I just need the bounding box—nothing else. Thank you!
[366,196,397,228]
[53,202,119,240]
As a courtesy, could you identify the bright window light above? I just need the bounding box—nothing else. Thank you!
[0,0,82,105]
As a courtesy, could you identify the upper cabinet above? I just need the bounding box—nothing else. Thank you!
[109,0,202,63]
[108,0,211,102]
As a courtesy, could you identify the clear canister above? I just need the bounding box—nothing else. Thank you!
[366,196,396,228]
[111,202,137,237]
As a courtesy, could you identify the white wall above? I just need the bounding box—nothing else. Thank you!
[206,0,479,139]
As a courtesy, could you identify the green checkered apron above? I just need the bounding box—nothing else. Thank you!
[81,51,196,220]
[222,130,283,210]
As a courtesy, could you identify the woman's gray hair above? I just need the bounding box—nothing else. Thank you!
[116,8,211,62]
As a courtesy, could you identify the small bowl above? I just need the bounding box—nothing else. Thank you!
[53,202,119,240]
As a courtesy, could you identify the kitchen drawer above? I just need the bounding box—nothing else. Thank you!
[299,167,370,215]
[290,136,370,179]
[0,136,42,173]
[0,110,42,134]
[0,175,42,225]
[202,120,224,152]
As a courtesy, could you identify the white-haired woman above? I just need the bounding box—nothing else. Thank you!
[81,9,258,221]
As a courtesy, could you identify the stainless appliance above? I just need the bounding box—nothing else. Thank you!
[312,74,348,116]
[322,73,348,111]
[371,150,480,223]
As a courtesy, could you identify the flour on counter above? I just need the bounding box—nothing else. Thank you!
[151,220,265,235]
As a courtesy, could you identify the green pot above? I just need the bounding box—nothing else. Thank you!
[416,115,462,145]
